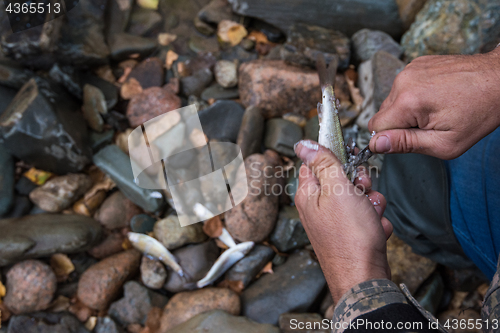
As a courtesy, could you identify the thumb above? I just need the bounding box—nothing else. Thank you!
[369,129,437,156]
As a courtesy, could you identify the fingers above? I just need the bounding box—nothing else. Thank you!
[381,218,393,240]
[368,128,444,157]
[295,163,320,208]
[367,190,386,218]
[353,166,372,192]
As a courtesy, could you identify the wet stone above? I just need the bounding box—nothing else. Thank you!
[48,64,83,99]
[352,29,403,64]
[194,16,216,36]
[105,0,133,42]
[0,60,34,89]
[109,281,168,326]
[237,106,265,159]
[0,85,18,116]
[95,317,125,333]
[279,313,329,333]
[4,196,32,218]
[0,145,14,216]
[126,86,181,127]
[220,45,258,63]
[95,191,142,230]
[87,231,125,259]
[141,256,167,289]
[198,0,236,24]
[110,33,157,61]
[0,214,102,266]
[188,36,220,54]
[80,73,119,110]
[264,118,303,157]
[201,83,239,101]
[270,206,310,252]
[128,8,163,36]
[82,84,107,132]
[154,215,207,250]
[7,312,89,333]
[198,100,245,142]
[214,60,238,88]
[180,68,214,97]
[225,245,275,287]
[128,57,164,89]
[0,78,92,174]
[90,129,115,153]
[130,214,157,234]
[93,145,165,213]
[281,23,350,69]
[241,250,326,325]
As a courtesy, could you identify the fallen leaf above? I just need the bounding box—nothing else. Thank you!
[121,77,143,100]
[203,215,223,238]
[122,238,133,250]
[247,31,270,44]
[0,280,5,303]
[158,33,177,46]
[50,254,75,282]
[85,316,97,331]
[218,20,248,46]
[165,50,179,70]
[23,167,53,185]
[84,176,116,201]
[137,0,158,9]
[217,280,245,294]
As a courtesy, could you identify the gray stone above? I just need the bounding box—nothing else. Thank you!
[128,8,163,36]
[188,36,220,54]
[5,196,32,218]
[225,245,275,287]
[166,310,280,333]
[214,60,238,88]
[93,145,165,213]
[90,129,115,152]
[201,83,239,101]
[286,160,302,203]
[0,214,102,266]
[110,33,157,61]
[80,73,119,110]
[304,115,319,141]
[82,84,106,132]
[180,68,213,97]
[198,100,245,142]
[198,0,237,24]
[0,85,18,116]
[7,312,89,333]
[270,206,310,253]
[109,281,168,326]
[0,60,34,88]
[95,317,125,333]
[141,256,168,289]
[372,51,405,111]
[105,0,134,42]
[194,16,216,36]
[153,215,207,250]
[0,77,92,174]
[228,0,403,38]
[130,214,157,234]
[264,118,303,157]
[220,45,258,63]
[164,241,220,293]
[0,145,14,216]
[280,23,350,69]
[237,106,264,158]
[352,29,404,64]
[48,64,83,99]
[15,177,37,196]
[241,250,326,325]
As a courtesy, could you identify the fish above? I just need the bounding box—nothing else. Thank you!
[196,241,254,288]
[127,232,184,277]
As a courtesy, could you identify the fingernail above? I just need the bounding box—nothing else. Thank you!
[375,135,391,153]
[294,140,319,164]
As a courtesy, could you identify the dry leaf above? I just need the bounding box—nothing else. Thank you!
[47,295,70,312]
[137,0,158,9]
[217,280,245,294]
[85,316,97,331]
[218,20,248,46]
[50,254,75,282]
[0,280,5,303]
[84,176,116,201]
[23,167,53,185]
[247,31,270,44]
[255,261,273,279]
[203,216,223,238]
[345,72,364,112]
[121,78,143,100]
[165,50,179,70]
[158,33,177,46]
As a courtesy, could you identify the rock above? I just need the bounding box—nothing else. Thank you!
[395,0,428,30]
[437,309,482,333]
[0,145,14,216]
[90,129,115,153]
[237,106,265,158]
[105,0,133,41]
[126,86,181,127]
[180,68,214,97]
[270,206,310,252]
[110,33,157,60]
[15,177,37,196]
[217,20,248,47]
[130,214,157,234]
[198,100,245,142]
[93,145,165,213]
[214,60,238,88]
[154,215,207,250]
[351,29,404,64]
[4,196,32,218]
[128,8,163,36]
[387,234,437,294]
[87,231,125,259]
[280,23,350,69]
[415,273,444,315]
[82,85,106,132]
[304,115,319,141]
[220,45,258,63]
[201,84,239,101]
[77,250,142,310]
[241,250,326,325]
[279,313,329,333]
[285,160,302,203]
[0,78,92,174]
[109,281,168,326]
[239,60,320,118]
[0,214,102,266]
[7,312,89,333]
[166,310,280,333]
[163,240,220,293]
[0,61,34,89]
[194,16,216,36]
[225,245,275,287]
[80,73,119,110]
[4,260,57,314]
[402,0,500,60]
[0,85,18,116]
[229,0,403,38]
[264,118,303,157]
[225,151,281,242]
[48,64,83,99]
[29,174,92,213]
[188,36,220,54]
[141,256,167,289]
[159,287,240,332]
[198,0,236,24]
[95,317,125,333]
[128,57,164,89]
[95,191,142,230]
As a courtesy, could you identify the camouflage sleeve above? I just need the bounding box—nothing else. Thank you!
[332,279,448,333]
[482,256,500,332]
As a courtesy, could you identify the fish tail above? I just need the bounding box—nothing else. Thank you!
[317,54,338,90]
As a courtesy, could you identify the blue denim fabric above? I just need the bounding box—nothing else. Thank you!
[445,127,500,280]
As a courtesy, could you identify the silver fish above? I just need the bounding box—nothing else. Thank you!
[127,232,184,277]
[197,241,254,288]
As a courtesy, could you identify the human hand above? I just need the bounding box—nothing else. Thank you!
[294,140,393,303]
[369,48,500,160]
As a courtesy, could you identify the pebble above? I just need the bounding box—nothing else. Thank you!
[270,206,310,252]
[0,146,14,216]
[264,118,303,157]
[80,73,119,110]
[279,313,329,333]
[4,196,32,218]
[159,287,241,332]
[130,214,156,234]
[197,0,236,24]
[90,129,115,153]
[180,68,214,97]
[225,151,281,242]
[217,20,248,47]
[48,64,83,99]
[397,0,428,29]
[163,240,220,293]
[154,215,207,250]
[238,60,320,118]
[126,86,181,127]
[82,84,106,132]
[214,60,238,88]
[188,35,220,54]
[95,316,125,333]
[77,250,142,310]
[241,250,326,325]
[237,106,265,159]
[95,191,142,230]
[108,281,168,326]
[29,174,92,213]
[87,231,125,259]
[225,245,275,287]
[7,312,89,333]
[110,33,158,61]
[128,57,164,89]
[167,309,280,333]
[4,260,56,315]
[141,256,167,289]
[198,100,245,142]
[0,61,34,89]
[351,29,403,64]
[128,8,163,36]
[194,16,216,36]
[0,214,102,266]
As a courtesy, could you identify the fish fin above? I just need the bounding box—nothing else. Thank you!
[317,54,338,90]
